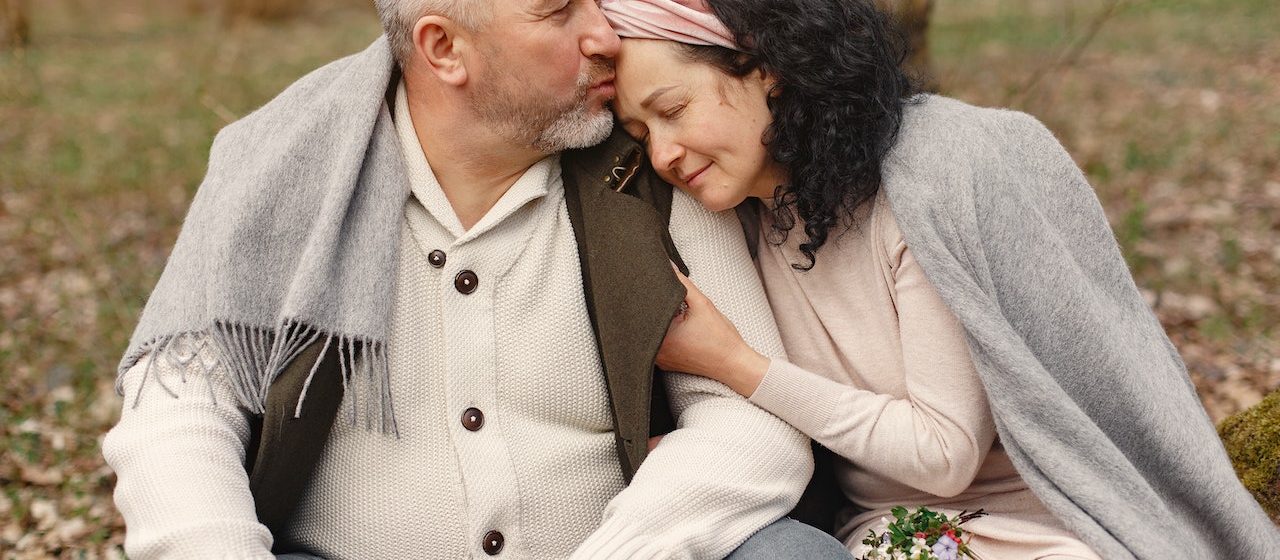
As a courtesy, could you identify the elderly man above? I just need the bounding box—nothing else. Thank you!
[103,0,850,558]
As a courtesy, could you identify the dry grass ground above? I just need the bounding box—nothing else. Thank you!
[0,0,1276,557]
[930,0,1280,423]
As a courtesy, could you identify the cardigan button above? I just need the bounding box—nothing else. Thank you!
[427,249,446,268]
[455,270,479,294]
[482,530,504,555]
[461,407,484,431]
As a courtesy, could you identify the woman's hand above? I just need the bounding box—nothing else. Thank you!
[657,266,770,397]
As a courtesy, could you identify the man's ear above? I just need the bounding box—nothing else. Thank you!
[412,15,470,86]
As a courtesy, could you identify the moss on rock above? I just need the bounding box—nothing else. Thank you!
[1219,388,1280,522]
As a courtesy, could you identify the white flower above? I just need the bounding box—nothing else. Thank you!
[909,537,928,552]
[857,543,882,559]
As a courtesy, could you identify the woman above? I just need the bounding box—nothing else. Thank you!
[601,0,1280,558]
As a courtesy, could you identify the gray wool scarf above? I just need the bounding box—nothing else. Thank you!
[883,95,1278,559]
[118,37,408,433]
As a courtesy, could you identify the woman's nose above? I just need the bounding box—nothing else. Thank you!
[650,137,684,173]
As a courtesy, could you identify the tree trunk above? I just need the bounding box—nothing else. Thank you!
[875,0,935,91]
[2,0,30,48]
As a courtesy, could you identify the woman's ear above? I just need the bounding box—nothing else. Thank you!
[756,67,780,98]
[412,15,470,86]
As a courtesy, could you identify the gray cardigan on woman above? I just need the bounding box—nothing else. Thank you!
[879,95,1278,559]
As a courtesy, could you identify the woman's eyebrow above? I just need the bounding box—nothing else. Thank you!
[641,86,677,109]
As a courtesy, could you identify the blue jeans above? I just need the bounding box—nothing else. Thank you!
[277,518,852,559]
[726,517,853,560]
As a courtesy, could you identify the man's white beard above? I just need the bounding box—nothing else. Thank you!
[531,89,614,153]
[469,58,614,154]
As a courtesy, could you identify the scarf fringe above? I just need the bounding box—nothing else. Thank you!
[117,320,398,435]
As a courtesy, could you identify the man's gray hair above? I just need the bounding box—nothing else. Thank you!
[373,0,492,65]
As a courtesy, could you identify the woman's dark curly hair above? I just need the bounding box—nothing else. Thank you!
[687,0,916,269]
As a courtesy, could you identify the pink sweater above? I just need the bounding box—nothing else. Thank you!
[748,193,1099,559]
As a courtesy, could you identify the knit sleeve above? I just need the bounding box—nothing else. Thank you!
[570,189,812,560]
[748,227,996,498]
[101,338,274,559]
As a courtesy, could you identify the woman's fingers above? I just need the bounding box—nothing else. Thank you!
[647,435,664,452]
[670,262,693,288]
[669,263,695,320]
[673,300,690,321]
[669,261,708,306]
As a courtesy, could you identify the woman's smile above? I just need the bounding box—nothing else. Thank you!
[682,162,712,188]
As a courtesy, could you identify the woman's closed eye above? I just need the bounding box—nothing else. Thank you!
[634,104,686,146]
[662,103,688,120]
[621,99,685,147]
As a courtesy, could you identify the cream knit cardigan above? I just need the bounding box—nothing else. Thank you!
[102,85,810,559]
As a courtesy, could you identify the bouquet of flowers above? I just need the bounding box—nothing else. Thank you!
[856,506,986,560]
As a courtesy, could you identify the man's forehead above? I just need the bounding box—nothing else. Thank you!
[486,0,558,20]
[513,0,560,11]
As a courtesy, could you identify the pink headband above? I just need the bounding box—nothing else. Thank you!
[600,0,742,52]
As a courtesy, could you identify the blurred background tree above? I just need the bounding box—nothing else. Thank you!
[181,0,307,21]
[876,0,936,90]
[222,0,307,21]
[1,0,1276,556]
[1,0,30,48]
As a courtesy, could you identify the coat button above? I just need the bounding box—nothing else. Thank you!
[461,407,484,431]
[454,270,478,294]
[482,530,504,555]
[427,250,446,268]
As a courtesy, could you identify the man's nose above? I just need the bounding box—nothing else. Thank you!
[581,1,621,59]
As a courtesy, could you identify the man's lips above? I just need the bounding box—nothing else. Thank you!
[682,163,711,186]
[589,77,616,98]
